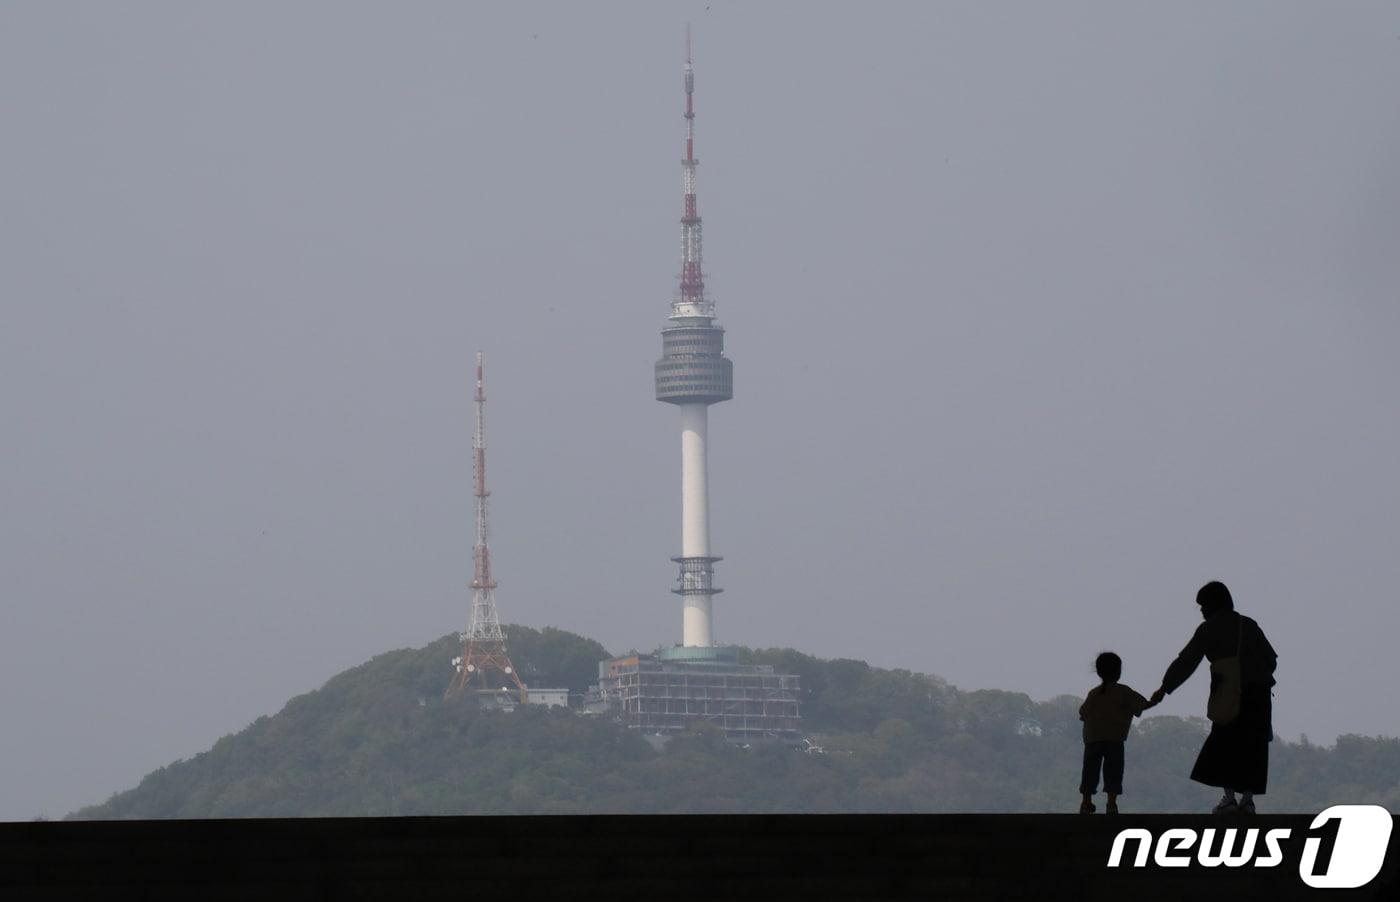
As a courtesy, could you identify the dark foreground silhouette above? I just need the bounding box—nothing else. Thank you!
[1079,651,1157,814]
[1151,581,1279,814]
[5,813,1395,901]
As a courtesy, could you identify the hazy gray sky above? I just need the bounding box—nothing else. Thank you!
[3,1,1399,820]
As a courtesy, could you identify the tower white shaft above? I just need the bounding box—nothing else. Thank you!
[679,402,712,646]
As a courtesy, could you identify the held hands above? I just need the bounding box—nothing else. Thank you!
[1147,688,1167,708]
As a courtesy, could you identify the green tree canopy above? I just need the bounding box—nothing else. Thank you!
[71,628,1400,818]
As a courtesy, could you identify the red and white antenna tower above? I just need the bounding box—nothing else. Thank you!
[654,26,733,650]
[677,22,712,319]
[447,352,525,701]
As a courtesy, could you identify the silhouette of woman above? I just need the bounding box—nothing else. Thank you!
[1150,581,1278,813]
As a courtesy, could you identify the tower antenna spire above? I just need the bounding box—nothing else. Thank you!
[447,352,525,701]
[676,21,708,318]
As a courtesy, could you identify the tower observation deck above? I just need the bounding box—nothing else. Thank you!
[654,29,732,650]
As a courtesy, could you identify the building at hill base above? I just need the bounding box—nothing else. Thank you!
[586,646,801,744]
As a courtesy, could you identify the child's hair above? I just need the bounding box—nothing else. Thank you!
[1094,651,1122,683]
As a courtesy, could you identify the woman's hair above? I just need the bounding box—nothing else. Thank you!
[1094,651,1122,683]
[1196,580,1234,615]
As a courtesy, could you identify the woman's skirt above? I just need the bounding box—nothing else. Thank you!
[1190,682,1273,794]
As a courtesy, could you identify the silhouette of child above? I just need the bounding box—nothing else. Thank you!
[1078,652,1156,814]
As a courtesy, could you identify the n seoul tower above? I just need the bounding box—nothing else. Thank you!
[654,28,733,650]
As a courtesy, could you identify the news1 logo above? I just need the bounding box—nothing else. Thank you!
[1106,805,1394,889]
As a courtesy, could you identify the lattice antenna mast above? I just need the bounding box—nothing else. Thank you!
[447,352,522,699]
[467,351,504,641]
[675,23,713,319]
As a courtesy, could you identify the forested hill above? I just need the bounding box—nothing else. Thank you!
[71,626,1400,818]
